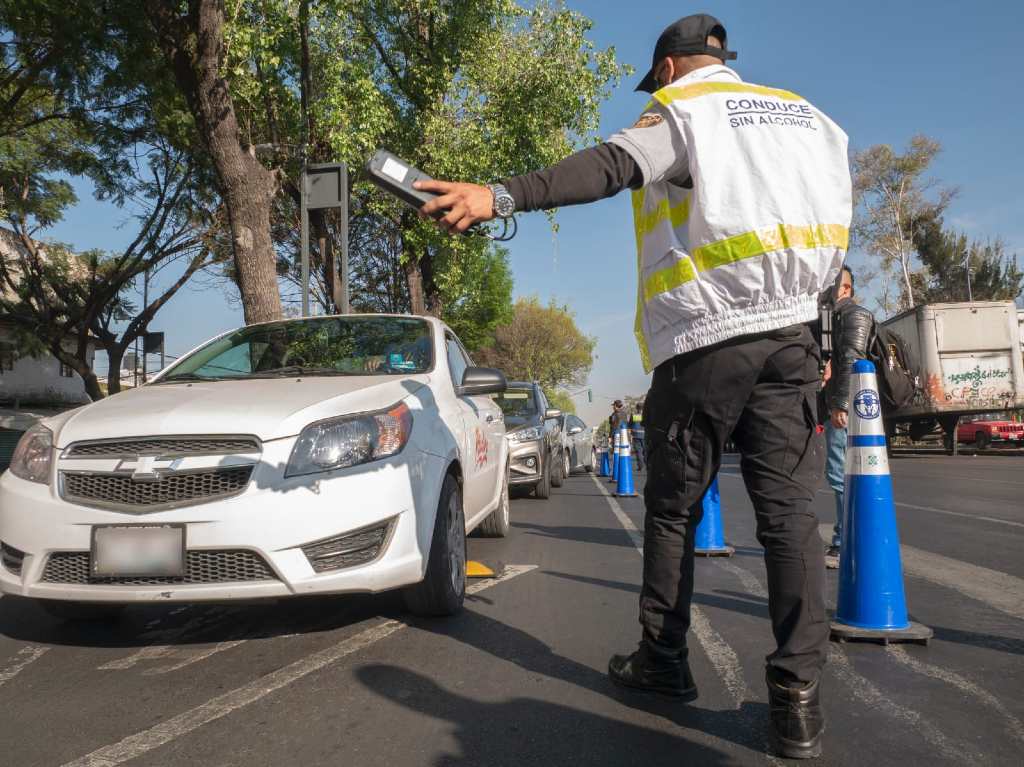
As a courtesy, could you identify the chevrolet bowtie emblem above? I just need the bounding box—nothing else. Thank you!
[116,455,178,482]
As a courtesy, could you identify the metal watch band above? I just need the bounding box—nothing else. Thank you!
[487,183,516,219]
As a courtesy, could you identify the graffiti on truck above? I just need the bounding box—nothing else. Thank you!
[939,356,1015,405]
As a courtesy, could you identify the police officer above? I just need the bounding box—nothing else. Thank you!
[629,406,646,472]
[417,13,851,759]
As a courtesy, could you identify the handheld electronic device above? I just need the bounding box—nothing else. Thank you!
[365,150,443,217]
[364,149,517,241]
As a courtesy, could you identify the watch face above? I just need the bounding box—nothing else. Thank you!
[495,194,515,218]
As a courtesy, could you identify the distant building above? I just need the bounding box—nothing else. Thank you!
[0,226,95,407]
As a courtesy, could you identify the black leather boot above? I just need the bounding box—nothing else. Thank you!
[766,669,824,759]
[608,643,698,700]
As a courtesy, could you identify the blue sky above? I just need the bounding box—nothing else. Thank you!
[46,0,1024,426]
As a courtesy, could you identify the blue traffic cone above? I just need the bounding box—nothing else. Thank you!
[609,432,619,483]
[831,359,932,645]
[599,447,611,477]
[615,425,638,497]
[694,476,734,556]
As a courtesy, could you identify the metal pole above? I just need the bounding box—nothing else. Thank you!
[964,249,973,302]
[340,164,350,314]
[300,165,310,317]
[141,270,149,383]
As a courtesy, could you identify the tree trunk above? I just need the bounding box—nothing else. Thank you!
[50,342,103,401]
[148,0,282,325]
[105,343,127,396]
[404,257,426,315]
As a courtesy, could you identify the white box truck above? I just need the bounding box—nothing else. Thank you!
[881,301,1024,452]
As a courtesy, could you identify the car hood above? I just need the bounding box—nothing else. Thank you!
[52,375,430,446]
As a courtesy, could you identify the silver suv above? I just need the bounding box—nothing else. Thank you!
[492,382,561,498]
[556,413,596,478]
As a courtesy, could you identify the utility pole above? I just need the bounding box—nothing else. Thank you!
[964,248,973,302]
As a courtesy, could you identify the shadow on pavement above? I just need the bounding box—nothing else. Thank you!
[0,590,400,649]
[408,593,774,760]
[930,623,1024,657]
[511,521,638,548]
[356,663,737,767]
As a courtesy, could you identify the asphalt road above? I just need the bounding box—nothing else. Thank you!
[1,454,1022,766]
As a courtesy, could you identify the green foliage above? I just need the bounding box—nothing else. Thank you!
[476,296,595,390]
[911,214,1023,304]
[852,135,957,313]
[440,245,513,353]
[543,388,576,415]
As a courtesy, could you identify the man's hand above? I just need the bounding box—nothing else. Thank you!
[831,409,848,429]
[414,180,495,234]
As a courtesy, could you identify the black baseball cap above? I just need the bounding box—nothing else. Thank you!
[636,13,737,93]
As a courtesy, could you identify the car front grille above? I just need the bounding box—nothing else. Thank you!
[1,542,25,576]
[61,467,253,512]
[65,437,260,458]
[301,521,393,574]
[41,549,277,586]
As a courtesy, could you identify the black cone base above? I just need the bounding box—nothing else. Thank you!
[830,619,932,646]
[694,546,735,558]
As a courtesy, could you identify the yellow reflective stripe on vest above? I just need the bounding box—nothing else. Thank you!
[631,190,653,371]
[692,223,849,272]
[650,81,803,107]
[634,195,690,241]
[640,223,849,303]
[643,258,696,303]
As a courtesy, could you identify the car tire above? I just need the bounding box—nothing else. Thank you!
[478,464,511,538]
[551,450,564,488]
[586,447,596,473]
[403,473,466,617]
[534,458,552,499]
[975,432,990,449]
[37,600,124,622]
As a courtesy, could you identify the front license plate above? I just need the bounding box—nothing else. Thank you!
[91,525,186,578]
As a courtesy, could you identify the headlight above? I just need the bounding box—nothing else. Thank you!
[10,424,54,484]
[286,402,413,477]
[510,426,542,443]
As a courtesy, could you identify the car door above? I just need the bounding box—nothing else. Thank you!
[444,332,501,520]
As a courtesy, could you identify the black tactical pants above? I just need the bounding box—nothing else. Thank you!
[640,323,828,684]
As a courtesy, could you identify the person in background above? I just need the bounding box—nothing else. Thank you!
[823,265,873,566]
[630,406,646,472]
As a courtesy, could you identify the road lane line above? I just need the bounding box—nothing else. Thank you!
[828,647,976,763]
[0,645,50,687]
[61,565,537,767]
[886,646,1024,745]
[714,559,768,600]
[144,639,248,676]
[720,471,1024,530]
[816,523,1024,621]
[588,476,784,765]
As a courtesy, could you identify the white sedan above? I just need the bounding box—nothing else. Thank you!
[0,314,510,619]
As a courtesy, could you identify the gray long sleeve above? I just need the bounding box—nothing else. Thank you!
[502,143,643,213]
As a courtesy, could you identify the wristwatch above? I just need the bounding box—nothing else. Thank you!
[487,183,516,219]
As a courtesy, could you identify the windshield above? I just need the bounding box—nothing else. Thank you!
[160,317,433,382]
[491,389,538,419]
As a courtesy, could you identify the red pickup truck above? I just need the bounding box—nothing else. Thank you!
[956,417,1024,448]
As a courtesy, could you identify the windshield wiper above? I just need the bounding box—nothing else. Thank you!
[156,372,220,384]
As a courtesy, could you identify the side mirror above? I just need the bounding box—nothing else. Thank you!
[460,366,507,396]
[568,426,583,435]
[544,408,561,419]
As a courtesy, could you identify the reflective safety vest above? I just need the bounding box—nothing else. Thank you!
[629,67,852,372]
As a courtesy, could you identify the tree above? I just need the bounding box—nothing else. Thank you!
[1,141,221,399]
[912,214,1023,304]
[852,135,956,313]
[146,0,283,324]
[477,297,595,390]
[544,389,576,415]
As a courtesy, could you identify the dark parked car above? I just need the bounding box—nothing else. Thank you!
[492,382,562,498]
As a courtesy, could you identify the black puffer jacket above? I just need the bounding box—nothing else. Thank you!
[827,298,875,413]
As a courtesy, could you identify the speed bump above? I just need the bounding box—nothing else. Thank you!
[466,560,495,577]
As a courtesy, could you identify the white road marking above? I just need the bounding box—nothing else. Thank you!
[816,523,1024,621]
[721,471,1024,529]
[61,565,536,767]
[886,645,1024,745]
[589,476,784,765]
[144,640,248,676]
[828,646,979,763]
[0,645,50,686]
[714,559,768,600]
[99,645,176,671]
